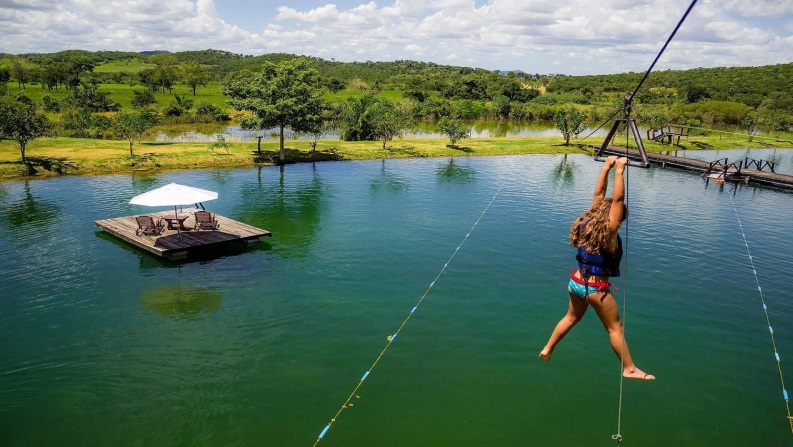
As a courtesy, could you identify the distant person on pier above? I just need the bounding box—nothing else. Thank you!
[540,156,655,381]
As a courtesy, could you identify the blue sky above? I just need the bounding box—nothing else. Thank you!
[0,0,791,75]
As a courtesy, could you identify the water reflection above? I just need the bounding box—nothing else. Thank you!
[236,165,325,258]
[436,158,476,183]
[369,160,409,193]
[0,181,61,230]
[139,284,222,320]
[207,169,233,184]
[551,154,576,185]
[154,120,613,142]
[94,230,266,268]
[130,172,162,196]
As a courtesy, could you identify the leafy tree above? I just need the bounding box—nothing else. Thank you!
[513,88,540,103]
[164,95,194,117]
[131,89,157,108]
[369,99,411,149]
[645,110,670,130]
[149,54,180,94]
[685,84,710,104]
[137,69,160,92]
[404,89,427,103]
[181,61,209,96]
[326,78,345,93]
[40,60,67,91]
[63,82,120,112]
[0,97,54,163]
[759,91,793,113]
[64,55,94,89]
[0,67,9,96]
[112,110,157,156]
[10,57,29,90]
[492,95,511,118]
[438,117,470,147]
[339,95,378,141]
[742,114,757,141]
[450,99,485,120]
[349,78,369,93]
[554,106,587,145]
[208,134,232,154]
[222,58,326,163]
[41,95,61,112]
[761,113,790,132]
[59,104,94,137]
[194,102,229,122]
[295,102,332,151]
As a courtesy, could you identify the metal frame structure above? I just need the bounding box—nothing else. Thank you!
[594,94,650,168]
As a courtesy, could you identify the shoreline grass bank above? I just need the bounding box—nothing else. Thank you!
[1,133,791,181]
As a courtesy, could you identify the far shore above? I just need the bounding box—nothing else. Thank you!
[1,133,791,181]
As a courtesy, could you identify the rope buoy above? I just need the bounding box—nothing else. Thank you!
[729,196,793,438]
[312,188,502,446]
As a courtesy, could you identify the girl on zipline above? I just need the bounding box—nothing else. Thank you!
[540,156,655,381]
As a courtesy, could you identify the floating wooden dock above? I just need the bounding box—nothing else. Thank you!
[95,210,272,260]
[601,146,793,190]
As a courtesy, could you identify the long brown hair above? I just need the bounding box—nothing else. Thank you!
[569,199,624,254]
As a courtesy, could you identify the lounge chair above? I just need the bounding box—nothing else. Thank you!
[135,215,165,236]
[193,210,219,231]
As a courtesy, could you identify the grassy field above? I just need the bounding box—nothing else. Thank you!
[5,82,406,112]
[325,88,404,102]
[1,132,791,180]
[4,82,229,110]
[92,60,155,73]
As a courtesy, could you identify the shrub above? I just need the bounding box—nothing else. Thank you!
[195,102,230,122]
[131,89,157,108]
[438,117,470,146]
[42,95,61,112]
[449,99,485,120]
[684,100,750,125]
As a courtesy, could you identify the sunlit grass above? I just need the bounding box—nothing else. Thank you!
[325,89,403,102]
[4,82,229,110]
[2,131,790,180]
[92,60,155,73]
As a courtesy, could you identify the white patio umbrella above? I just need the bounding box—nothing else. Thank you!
[129,182,218,234]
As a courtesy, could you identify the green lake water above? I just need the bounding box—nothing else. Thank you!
[1,152,792,446]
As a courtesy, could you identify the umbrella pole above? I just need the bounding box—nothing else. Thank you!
[174,206,181,238]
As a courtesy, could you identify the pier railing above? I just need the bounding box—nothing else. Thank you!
[744,157,775,173]
[703,158,744,181]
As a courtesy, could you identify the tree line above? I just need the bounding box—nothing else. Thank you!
[1,49,792,164]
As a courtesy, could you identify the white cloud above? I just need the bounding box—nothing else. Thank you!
[0,0,789,74]
[723,0,793,17]
[276,4,339,22]
[404,43,426,54]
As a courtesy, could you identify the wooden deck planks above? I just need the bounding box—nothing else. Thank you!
[601,146,793,189]
[95,210,271,260]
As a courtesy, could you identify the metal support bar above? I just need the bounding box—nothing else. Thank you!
[593,156,649,168]
[594,118,650,168]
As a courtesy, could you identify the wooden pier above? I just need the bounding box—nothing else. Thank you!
[95,210,272,260]
[600,146,793,190]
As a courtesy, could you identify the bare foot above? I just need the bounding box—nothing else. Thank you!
[623,368,655,380]
[539,349,552,362]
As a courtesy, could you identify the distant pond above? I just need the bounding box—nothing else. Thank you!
[152,120,613,143]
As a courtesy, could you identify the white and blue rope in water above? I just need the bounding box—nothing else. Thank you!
[730,196,793,438]
[312,187,502,446]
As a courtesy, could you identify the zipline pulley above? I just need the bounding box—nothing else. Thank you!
[594,92,650,168]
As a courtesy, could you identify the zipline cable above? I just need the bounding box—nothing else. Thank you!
[581,0,699,144]
[729,196,793,438]
[312,187,502,446]
[612,134,631,445]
